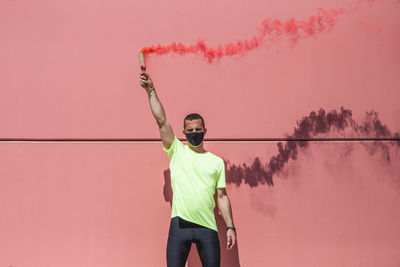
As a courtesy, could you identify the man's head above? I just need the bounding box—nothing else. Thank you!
[183,113,207,147]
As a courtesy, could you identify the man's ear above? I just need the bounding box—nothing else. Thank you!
[204,128,207,135]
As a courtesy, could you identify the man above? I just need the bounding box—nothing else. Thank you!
[139,72,237,267]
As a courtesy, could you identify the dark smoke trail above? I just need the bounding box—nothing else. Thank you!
[224,107,400,187]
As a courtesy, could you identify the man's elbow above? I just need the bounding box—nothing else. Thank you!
[157,119,167,129]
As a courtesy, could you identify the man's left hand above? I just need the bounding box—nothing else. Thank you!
[227,229,236,250]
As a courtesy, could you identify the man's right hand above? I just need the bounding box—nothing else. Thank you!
[139,72,154,91]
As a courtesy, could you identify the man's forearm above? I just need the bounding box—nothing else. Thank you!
[148,90,167,128]
[217,195,235,228]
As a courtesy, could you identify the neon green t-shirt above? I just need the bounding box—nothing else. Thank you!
[163,136,226,232]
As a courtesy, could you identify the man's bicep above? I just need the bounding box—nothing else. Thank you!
[217,188,227,198]
[216,159,227,189]
[160,121,175,149]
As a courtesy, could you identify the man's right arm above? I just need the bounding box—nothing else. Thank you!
[139,73,175,149]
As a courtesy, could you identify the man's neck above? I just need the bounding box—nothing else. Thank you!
[188,143,207,153]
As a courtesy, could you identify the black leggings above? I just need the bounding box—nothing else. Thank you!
[166,216,220,267]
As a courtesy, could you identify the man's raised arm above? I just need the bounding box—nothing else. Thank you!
[139,72,175,149]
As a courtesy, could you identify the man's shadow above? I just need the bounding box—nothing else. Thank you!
[163,169,241,267]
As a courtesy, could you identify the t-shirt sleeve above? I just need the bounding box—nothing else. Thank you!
[216,159,226,189]
[163,136,183,159]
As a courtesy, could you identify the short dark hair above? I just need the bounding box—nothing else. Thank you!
[184,113,205,129]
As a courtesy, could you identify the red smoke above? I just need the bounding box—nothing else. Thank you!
[140,7,348,63]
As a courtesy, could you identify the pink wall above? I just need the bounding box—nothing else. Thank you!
[1,142,400,266]
[1,0,400,266]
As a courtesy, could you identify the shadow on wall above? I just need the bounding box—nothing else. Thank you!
[224,107,400,188]
[163,170,241,267]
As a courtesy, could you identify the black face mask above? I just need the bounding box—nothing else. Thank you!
[185,132,204,147]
